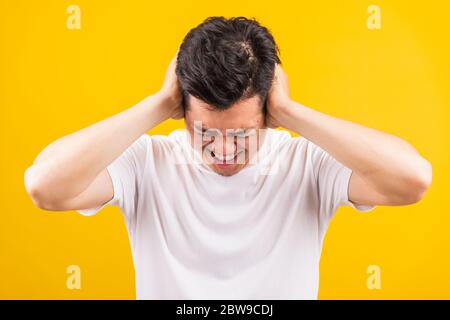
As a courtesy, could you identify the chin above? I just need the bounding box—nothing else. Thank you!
[215,170,238,177]
[210,164,244,176]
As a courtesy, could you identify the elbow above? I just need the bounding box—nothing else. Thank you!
[402,158,433,204]
[24,166,59,211]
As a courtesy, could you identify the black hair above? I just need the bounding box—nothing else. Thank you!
[175,16,281,112]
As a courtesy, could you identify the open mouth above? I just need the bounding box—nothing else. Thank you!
[210,150,244,167]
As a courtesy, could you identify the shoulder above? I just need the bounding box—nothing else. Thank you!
[145,130,184,150]
[144,129,190,165]
[265,129,330,173]
[264,129,310,156]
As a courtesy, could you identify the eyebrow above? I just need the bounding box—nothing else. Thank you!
[193,123,257,130]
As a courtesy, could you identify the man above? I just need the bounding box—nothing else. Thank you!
[24,16,432,299]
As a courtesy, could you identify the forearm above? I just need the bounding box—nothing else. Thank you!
[25,93,170,202]
[278,100,432,196]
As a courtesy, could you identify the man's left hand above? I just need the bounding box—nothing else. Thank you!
[266,64,293,129]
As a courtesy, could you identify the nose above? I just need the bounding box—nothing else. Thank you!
[213,135,236,157]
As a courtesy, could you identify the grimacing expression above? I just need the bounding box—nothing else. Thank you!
[184,94,267,176]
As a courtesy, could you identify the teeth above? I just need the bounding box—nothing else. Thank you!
[214,152,236,161]
[212,150,243,162]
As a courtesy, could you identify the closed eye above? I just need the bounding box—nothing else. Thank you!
[194,126,256,138]
[194,126,221,137]
[230,129,257,138]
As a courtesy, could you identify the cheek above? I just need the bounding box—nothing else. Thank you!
[243,136,259,152]
[203,141,213,152]
[187,129,212,148]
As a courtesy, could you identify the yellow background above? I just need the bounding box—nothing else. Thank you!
[1,0,449,299]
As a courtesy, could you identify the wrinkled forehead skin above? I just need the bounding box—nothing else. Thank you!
[184,94,265,132]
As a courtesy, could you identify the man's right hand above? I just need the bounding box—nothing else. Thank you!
[157,49,184,120]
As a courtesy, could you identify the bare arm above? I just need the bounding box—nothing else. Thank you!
[24,53,183,211]
[266,64,432,206]
[277,101,432,205]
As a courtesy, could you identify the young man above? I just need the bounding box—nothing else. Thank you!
[24,17,432,299]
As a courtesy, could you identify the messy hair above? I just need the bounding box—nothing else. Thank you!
[175,16,281,112]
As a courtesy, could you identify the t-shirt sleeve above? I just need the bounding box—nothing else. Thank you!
[309,141,376,222]
[76,134,150,219]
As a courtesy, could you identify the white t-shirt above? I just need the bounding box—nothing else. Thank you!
[77,128,375,299]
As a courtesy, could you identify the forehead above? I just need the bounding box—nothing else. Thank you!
[186,95,264,130]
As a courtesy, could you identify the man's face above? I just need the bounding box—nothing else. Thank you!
[184,94,267,176]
